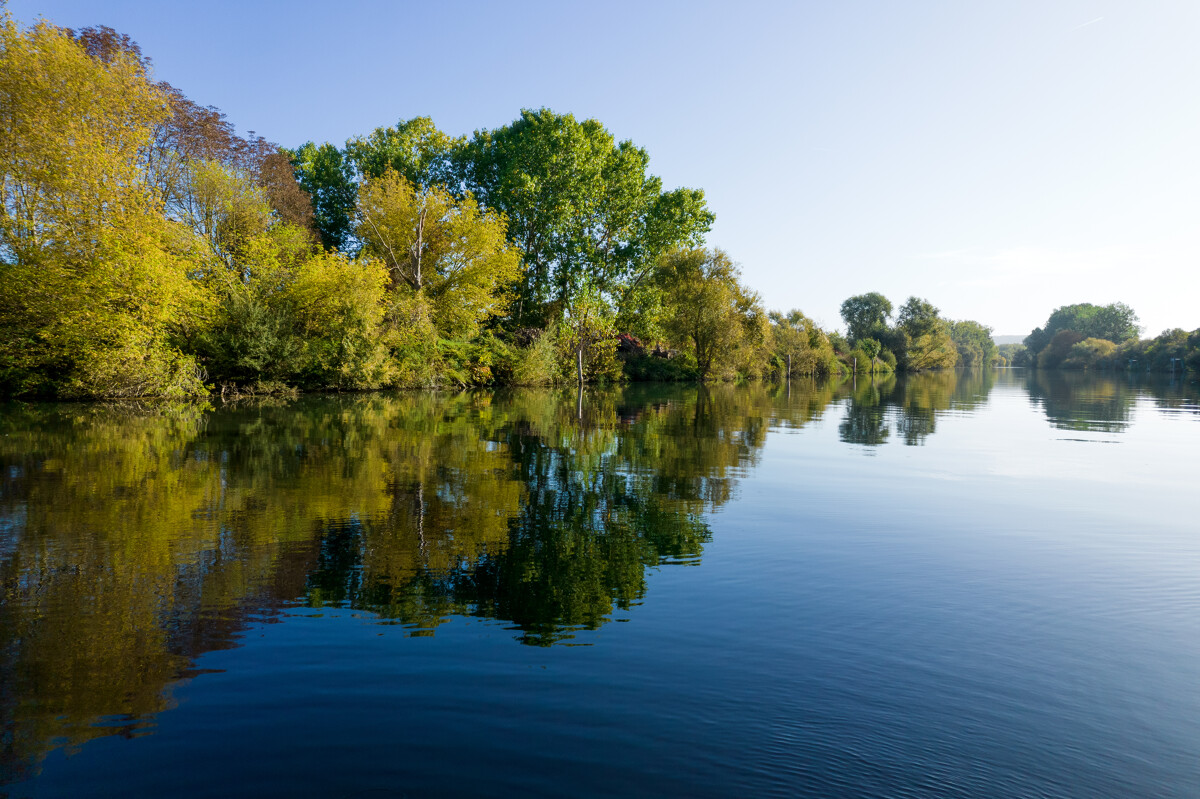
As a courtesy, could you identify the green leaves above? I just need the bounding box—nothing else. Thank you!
[356,170,522,340]
[457,109,714,327]
[1024,302,1141,355]
[654,249,766,381]
[840,292,893,344]
[287,141,358,251]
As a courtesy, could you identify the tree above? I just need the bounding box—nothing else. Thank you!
[66,26,315,242]
[997,342,1032,367]
[840,292,893,343]
[655,249,766,381]
[0,15,207,397]
[769,309,836,377]
[345,116,463,189]
[288,141,358,251]
[1037,330,1085,369]
[1088,302,1140,343]
[1061,338,1117,370]
[558,283,617,384]
[356,170,522,340]
[455,108,713,327]
[950,320,998,367]
[897,297,957,370]
[1024,302,1140,355]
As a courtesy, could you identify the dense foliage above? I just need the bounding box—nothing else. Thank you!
[1019,303,1198,373]
[833,292,990,373]
[2,12,1195,398]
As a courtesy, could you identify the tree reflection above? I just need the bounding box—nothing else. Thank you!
[1025,370,1136,432]
[0,385,808,776]
[14,368,1152,777]
[838,370,997,447]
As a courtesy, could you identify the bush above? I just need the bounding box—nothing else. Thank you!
[1061,338,1117,370]
[623,351,699,382]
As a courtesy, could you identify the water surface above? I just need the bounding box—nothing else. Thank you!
[2,370,1199,797]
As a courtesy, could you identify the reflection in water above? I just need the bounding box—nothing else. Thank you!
[1025,370,1138,433]
[838,369,996,447]
[1024,369,1200,433]
[0,385,800,777]
[1,370,1194,782]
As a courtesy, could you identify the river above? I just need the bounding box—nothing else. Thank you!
[2,370,1198,797]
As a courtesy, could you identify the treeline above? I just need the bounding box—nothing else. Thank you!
[831,291,998,373]
[1000,302,1199,373]
[0,14,987,400]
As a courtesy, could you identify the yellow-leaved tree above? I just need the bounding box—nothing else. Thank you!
[0,13,209,397]
[356,170,522,340]
[182,160,392,390]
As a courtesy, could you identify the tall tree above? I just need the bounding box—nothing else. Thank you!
[950,319,998,367]
[455,108,713,327]
[0,14,207,397]
[840,292,893,343]
[897,297,957,370]
[345,116,464,189]
[1024,302,1140,355]
[288,141,358,251]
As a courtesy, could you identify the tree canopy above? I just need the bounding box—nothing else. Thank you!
[456,108,714,327]
[653,249,766,381]
[840,292,893,343]
[2,8,1194,398]
[1024,302,1140,354]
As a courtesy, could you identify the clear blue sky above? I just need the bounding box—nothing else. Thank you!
[9,0,1199,337]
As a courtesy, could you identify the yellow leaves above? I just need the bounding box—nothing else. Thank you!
[357,170,522,340]
[0,14,168,252]
[0,14,206,398]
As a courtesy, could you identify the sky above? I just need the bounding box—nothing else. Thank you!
[8,0,1199,337]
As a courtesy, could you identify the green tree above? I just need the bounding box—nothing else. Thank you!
[455,108,713,327]
[840,292,893,343]
[950,320,998,367]
[1037,329,1085,369]
[345,116,463,189]
[557,283,618,384]
[997,342,1030,367]
[185,161,392,390]
[897,297,957,370]
[288,141,358,251]
[1024,302,1140,355]
[655,249,766,381]
[769,309,837,377]
[1062,338,1117,370]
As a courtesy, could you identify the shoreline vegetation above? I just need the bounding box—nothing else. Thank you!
[1,15,1196,401]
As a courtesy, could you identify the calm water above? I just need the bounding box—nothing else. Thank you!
[2,370,1199,797]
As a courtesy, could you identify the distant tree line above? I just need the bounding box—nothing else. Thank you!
[831,291,998,374]
[1002,302,1199,373]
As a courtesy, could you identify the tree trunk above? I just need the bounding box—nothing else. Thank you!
[413,208,426,289]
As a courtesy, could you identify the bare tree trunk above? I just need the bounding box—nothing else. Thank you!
[413,208,426,289]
